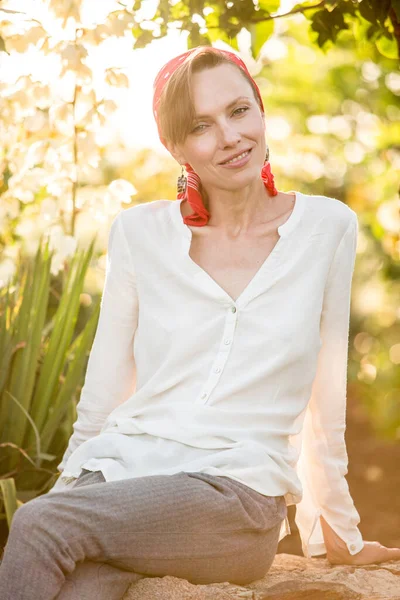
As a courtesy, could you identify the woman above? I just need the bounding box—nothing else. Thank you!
[1,46,399,600]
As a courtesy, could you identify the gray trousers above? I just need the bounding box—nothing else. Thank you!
[0,468,287,600]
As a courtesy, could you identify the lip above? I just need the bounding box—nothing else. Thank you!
[219,148,252,165]
[219,148,252,169]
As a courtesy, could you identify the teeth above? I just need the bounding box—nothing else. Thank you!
[223,150,250,164]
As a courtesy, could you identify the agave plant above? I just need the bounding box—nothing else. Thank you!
[0,233,101,533]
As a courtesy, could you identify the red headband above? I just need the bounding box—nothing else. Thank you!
[152,47,278,226]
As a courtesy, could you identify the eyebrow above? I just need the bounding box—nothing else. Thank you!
[194,96,252,120]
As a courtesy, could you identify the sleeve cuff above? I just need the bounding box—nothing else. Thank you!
[306,536,364,558]
[346,537,365,556]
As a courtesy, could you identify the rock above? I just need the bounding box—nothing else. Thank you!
[122,553,400,600]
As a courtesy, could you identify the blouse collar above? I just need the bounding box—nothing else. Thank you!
[170,190,305,240]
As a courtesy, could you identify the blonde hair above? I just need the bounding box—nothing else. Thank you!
[157,47,263,147]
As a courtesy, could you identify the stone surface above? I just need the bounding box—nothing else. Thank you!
[122,553,400,600]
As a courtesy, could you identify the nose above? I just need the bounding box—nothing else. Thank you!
[218,119,241,147]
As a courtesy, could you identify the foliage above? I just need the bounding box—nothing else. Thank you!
[0,1,144,533]
[0,236,101,530]
[0,0,138,284]
[126,0,400,61]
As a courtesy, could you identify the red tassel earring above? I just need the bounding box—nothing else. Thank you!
[177,165,187,197]
[261,144,278,197]
[176,163,211,226]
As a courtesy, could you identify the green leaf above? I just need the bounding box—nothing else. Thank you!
[40,297,101,450]
[249,18,274,60]
[187,22,211,48]
[132,29,154,49]
[5,390,42,468]
[0,7,27,14]
[357,0,376,23]
[290,1,323,11]
[0,477,19,530]
[374,0,392,25]
[3,241,53,464]
[365,22,380,40]
[33,452,57,461]
[0,36,9,54]
[375,32,398,59]
[310,7,347,46]
[207,27,239,50]
[392,0,400,21]
[258,1,280,13]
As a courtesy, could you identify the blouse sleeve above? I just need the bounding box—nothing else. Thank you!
[294,211,365,558]
[48,212,139,492]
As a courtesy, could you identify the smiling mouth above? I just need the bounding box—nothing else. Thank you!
[220,149,252,165]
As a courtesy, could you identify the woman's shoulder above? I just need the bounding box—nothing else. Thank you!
[113,200,176,255]
[119,199,172,223]
[301,191,357,233]
[115,199,173,237]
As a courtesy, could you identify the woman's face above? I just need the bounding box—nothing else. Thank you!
[170,62,267,192]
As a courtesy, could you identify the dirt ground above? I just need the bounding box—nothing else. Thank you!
[278,384,400,556]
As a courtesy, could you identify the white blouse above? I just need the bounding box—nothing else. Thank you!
[48,191,365,559]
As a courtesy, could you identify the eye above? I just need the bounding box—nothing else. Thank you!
[191,123,207,133]
[233,106,249,116]
[190,107,249,133]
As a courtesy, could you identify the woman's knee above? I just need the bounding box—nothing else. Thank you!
[10,493,71,546]
[10,496,46,531]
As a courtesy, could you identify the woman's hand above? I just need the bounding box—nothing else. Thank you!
[320,515,400,566]
[327,540,400,566]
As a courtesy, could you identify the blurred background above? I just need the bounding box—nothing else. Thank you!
[0,0,399,556]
